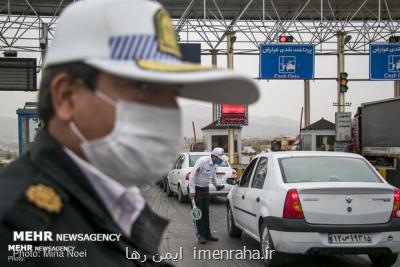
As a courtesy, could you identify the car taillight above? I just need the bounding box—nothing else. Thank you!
[283,189,304,219]
[231,170,237,179]
[186,172,191,181]
[391,189,400,218]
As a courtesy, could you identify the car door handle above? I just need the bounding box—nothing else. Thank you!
[256,197,260,203]
[242,195,245,200]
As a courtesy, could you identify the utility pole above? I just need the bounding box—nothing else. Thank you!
[227,31,235,164]
[304,80,310,127]
[337,32,346,112]
[211,49,218,121]
[39,22,49,63]
[395,81,400,97]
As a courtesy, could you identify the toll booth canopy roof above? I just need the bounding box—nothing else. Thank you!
[302,118,335,131]
[1,0,400,20]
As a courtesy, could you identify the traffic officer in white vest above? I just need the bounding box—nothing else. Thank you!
[188,148,229,244]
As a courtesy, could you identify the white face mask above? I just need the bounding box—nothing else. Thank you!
[70,91,182,186]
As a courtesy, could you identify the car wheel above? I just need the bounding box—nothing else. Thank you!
[368,253,398,267]
[163,177,168,192]
[227,204,242,238]
[166,180,173,197]
[178,185,187,203]
[260,223,279,267]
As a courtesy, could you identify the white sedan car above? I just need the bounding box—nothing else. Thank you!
[226,151,400,267]
[165,152,237,202]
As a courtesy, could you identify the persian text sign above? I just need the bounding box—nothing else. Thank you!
[259,44,315,79]
[370,44,400,80]
[335,112,352,142]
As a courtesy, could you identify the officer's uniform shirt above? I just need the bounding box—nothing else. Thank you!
[188,156,218,193]
[64,148,145,236]
[0,129,172,266]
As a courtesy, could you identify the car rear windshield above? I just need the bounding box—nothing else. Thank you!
[189,155,229,167]
[279,156,381,183]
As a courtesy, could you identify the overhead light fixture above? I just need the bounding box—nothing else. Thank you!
[230,35,237,44]
[344,35,352,44]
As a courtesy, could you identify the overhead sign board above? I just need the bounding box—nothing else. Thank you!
[370,44,400,80]
[335,112,352,142]
[217,104,248,126]
[0,58,37,91]
[259,44,315,79]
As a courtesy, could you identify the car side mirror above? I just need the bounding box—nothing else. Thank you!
[226,178,238,185]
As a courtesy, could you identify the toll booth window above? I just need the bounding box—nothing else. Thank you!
[212,136,238,153]
[212,136,228,152]
[302,135,312,151]
[316,135,334,151]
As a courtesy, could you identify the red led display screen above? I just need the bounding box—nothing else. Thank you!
[218,104,248,126]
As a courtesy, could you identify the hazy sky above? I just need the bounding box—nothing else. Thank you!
[0,48,394,125]
[181,53,394,124]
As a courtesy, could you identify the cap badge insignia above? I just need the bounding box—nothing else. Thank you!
[155,9,182,58]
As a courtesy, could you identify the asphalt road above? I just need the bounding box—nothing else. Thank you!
[141,185,400,267]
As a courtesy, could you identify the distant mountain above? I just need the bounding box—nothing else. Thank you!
[181,104,299,139]
[0,117,17,142]
[243,115,300,138]
[0,117,18,152]
[0,105,299,152]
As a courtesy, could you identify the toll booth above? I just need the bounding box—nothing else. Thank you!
[16,102,40,156]
[201,121,242,163]
[301,118,335,151]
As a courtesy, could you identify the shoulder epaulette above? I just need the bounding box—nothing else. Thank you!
[2,181,68,231]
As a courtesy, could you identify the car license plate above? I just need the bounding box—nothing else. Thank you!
[328,233,372,244]
[216,175,224,179]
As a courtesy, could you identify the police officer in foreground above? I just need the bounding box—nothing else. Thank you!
[188,148,229,244]
[0,0,259,266]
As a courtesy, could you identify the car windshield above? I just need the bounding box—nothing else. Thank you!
[189,155,229,167]
[279,156,381,183]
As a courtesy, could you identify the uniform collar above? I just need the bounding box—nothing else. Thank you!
[64,148,145,235]
[63,148,125,212]
[30,129,100,198]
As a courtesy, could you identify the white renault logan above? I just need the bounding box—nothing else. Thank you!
[226,151,400,267]
[165,152,237,202]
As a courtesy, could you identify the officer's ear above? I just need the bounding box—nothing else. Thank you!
[50,73,79,123]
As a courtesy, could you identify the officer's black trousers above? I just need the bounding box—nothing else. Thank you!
[193,186,211,238]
